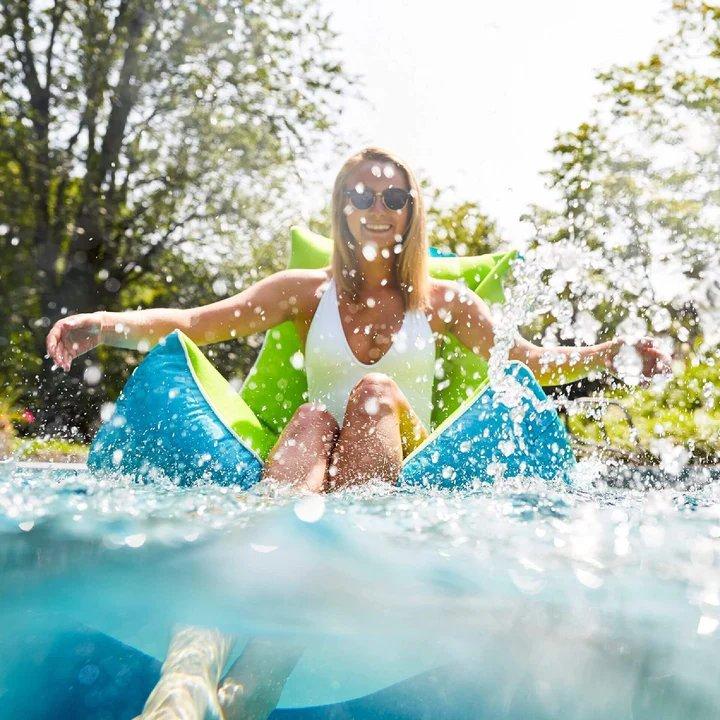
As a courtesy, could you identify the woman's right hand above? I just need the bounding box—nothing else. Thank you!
[46,312,104,372]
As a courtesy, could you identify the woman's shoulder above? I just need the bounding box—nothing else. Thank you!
[277,267,332,319]
[426,278,473,333]
[427,277,460,307]
[428,277,476,303]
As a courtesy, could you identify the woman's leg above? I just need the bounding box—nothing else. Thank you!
[135,626,233,719]
[219,639,304,720]
[261,403,339,492]
[328,373,407,490]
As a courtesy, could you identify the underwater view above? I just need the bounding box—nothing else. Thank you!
[1,0,719,718]
[1,463,720,718]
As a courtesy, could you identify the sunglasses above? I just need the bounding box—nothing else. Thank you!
[343,187,413,211]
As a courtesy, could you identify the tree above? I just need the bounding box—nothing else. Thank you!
[521,0,720,363]
[425,185,504,257]
[0,0,352,433]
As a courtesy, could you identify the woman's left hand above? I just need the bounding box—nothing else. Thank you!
[607,336,673,386]
[633,337,673,381]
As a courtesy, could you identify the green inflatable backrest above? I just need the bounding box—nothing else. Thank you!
[240,225,516,435]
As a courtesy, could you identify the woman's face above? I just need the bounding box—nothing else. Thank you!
[342,159,412,253]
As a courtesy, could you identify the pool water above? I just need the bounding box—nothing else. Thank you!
[1,461,719,718]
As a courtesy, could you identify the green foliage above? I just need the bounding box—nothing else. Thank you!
[9,436,88,462]
[425,185,504,256]
[522,0,720,355]
[0,0,353,432]
[568,350,720,463]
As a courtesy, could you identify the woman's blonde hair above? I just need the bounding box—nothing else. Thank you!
[330,146,430,312]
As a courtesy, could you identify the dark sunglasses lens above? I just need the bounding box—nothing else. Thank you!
[383,188,409,210]
[349,189,374,209]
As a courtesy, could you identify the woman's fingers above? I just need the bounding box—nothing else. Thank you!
[46,314,100,371]
[635,337,672,380]
[58,339,72,371]
[46,319,75,371]
[46,327,65,369]
[52,337,67,371]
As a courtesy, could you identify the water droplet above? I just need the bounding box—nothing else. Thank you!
[650,438,690,475]
[362,243,378,261]
[697,616,718,636]
[294,495,325,523]
[651,307,671,332]
[499,440,515,456]
[125,533,146,548]
[617,315,647,344]
[364,397,379,415]
[84,365,102,386]
[251,543,278,553]
[612,344,643,386]
[100,402,116,422]
[575,568,603,589]
[441,466,456,480]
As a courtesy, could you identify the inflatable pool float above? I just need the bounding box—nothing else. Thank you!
[1,626,552,720]
[88,226,575,486]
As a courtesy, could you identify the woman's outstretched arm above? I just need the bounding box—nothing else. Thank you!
[445,284,672,386]
[46,269,309,371]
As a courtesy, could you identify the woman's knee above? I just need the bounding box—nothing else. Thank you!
[293,402,340,438]
[347,374,399,414]
[264,403,339,480]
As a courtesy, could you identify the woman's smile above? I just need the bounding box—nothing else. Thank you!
[363,223,392,233]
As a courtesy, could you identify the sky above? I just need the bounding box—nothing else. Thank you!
[306,0,670,245]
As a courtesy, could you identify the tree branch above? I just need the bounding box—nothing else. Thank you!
[44,0,68,91]
[15,2,47,121]
[1,7,43,128]
[97,1,152,185]
[120,210,209,277]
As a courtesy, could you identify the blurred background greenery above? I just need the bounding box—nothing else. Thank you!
[0,0,717,465]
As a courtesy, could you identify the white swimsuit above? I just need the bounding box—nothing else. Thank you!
[304,278,436,430]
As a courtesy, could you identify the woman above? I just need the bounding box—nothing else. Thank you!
[46,146,671,492]
[45,147,672,719]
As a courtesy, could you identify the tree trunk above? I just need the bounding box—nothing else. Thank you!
[33,263,107,440]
